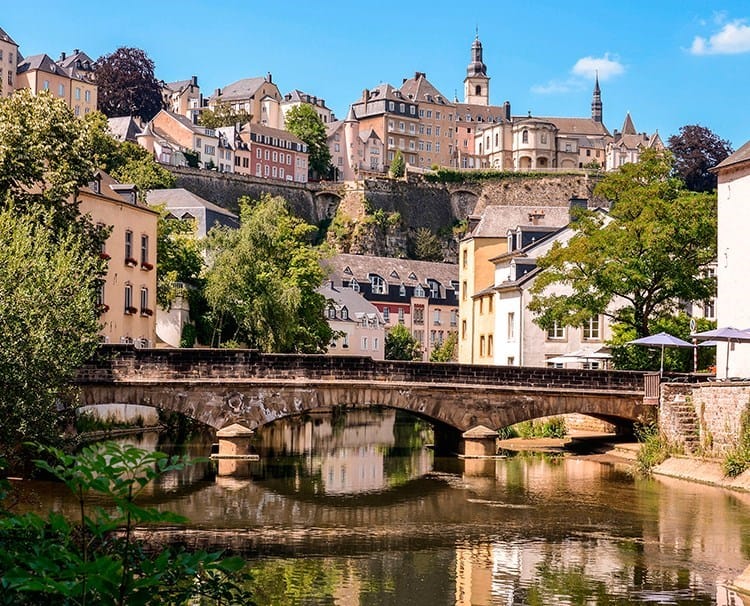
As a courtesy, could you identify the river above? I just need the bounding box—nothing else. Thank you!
[13,408,750,605]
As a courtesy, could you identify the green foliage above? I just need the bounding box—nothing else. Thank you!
[389,149,405,178]
[430,332,458,362]
[529,150,717,339]
[609,313,716,372]
[385,324,422,361]
[0,442,254,605]
[513,417,567,439]
[497,426,518,440]
[199,104,251,129]
[182,149,200,168]
[95,47,164,121]
[424,168,584,183]
[0,209,103,466]
[75,411,146,433]
[204,194,332,352]
[284,104,331,178]
[634,422,670,475]
[153,207,204,310]
[723,404,750,477]
[412,227,443,261]
[179,323,197,348]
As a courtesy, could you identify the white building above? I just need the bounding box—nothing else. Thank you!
[319,282,386,359]
[714,141,750,378]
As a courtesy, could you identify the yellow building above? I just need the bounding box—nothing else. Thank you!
[16,52,97,116]
[78,171,158,346]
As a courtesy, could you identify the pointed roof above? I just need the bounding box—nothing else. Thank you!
[621,112,637,135]
[345,105,357,122]
[466,34,488,79]
[593,72,601,95]
[400,72,451,105]
[0,27,18,46]
[714,139,750,172]
[16,54,59,75]
[210,76,269,102]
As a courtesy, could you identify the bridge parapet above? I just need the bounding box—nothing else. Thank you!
[76,345,646,394]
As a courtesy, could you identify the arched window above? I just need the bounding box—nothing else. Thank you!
[475,85,481,96]
[522,130,529,144]
[415,285,425,298]
[341,307,349,320]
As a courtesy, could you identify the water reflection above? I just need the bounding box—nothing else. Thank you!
[11,408,750,604]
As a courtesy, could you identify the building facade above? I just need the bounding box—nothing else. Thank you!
[319,282,386,359]
[326,253,459,361]
[0,27,18,96]
[77,172,158,346]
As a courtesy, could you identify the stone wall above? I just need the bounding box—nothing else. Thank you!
[661,382,750,455]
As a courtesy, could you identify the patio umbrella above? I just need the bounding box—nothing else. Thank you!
[691,327,750,378]
[628,332,693,375]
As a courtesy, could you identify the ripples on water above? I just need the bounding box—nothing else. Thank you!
[13,409,750,605]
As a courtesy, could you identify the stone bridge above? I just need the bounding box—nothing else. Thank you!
[75,346,656,453]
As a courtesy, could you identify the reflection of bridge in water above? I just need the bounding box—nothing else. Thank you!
[76,346,657,454]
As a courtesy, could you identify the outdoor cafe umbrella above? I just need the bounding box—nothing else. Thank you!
[628,332,693,375]
[691,326,750,378]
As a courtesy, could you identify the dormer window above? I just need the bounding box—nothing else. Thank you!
[341,307,349,320]
[327,306,336,319]
[350,279,360,292]
[369,274,386,295]
[399,284,406,297]
[427,280,440,298]
[414,285,425,298]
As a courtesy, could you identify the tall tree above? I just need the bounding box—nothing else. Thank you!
[385,324,422,361]
[668,124,733,192]
[95,47,163,121]
[204,194,332,352]
[389,149,405,178]
[0,209,103,465]
[154,208,204,310]
[412,227,443,261]
[528,150,716,339]
[284,104,331,179]
[430,332,458,362]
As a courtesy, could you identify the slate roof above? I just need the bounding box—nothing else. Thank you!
[400,72,450,105]
[529,116,611,137]
[455,102,507,124]
[239,122,304,146]
[319,282,384,321]
[467,204,574,238]
[326,253,458,290]
[107,117,142,142]
[17,54,58,75]
[146,188,238,221]
[0,27,17,46]
[714,139,750,171]
[210,77,267,102]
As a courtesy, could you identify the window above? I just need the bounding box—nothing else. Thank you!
[488,335,494,357]
[522,130,528,144]
[341,307,349,320]
[373,337,379,351]
[370,274,386,294]
[124,230,133,259]
[462,281,467,301]
[565,142,572,152]
[96,283,105,306]
[272,166,277,178]
[450,310,458,327]
[462,249,468,269]
[256,148,262,159]
[140,287,149,311]
[382,307,390,322]
[583,316,601,340]
[342,333,349,347]
[327,306,336,319]
[399,103,405,112]
[140,235,149,264]
[428,280,439,298]
[507,312,515,339]
[350,279,360,292]
[414,285,425,298]
[399,121,405,131]
[414,306,424,325]
[389,101,395,111]
[398,308,405,323]
[488,296,493,313]
[704,299,716,319]
[58,83,65,97]
[75,87,81,100]
[547,322,566,340]
[43,80,50,90]
[410,106,415,115]
[205,145,215,155]
[256,163,262,176]
[124,284,133,311]
[479,335,486,356]
[84,90,91,103]
[507,356,515,365]
[361,337,368,350]
[461,320,467,339]
[399,284,406,297]
[433,309,441,325]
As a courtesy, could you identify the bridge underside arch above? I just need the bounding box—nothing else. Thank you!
[79,382,652,440]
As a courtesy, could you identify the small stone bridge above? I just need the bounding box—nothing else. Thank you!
[75,346,658,453]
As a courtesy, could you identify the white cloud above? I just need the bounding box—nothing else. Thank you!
[571,54,625,80]
[691,20,750,55]
[532,53,624,96]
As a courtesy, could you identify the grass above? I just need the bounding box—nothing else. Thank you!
[500,417,567,440]
[723,404,750,477]
[634,422,670,475]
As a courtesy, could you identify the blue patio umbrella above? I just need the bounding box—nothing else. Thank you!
[628,332,693,374]
[691,327,750,378]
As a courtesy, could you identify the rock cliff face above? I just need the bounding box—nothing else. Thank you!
[170,168,601,260]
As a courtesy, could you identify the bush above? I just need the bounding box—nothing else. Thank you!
[723,404,750,477]
[634,422,669,475]
[179,322,197,348]
[511,417,567,439]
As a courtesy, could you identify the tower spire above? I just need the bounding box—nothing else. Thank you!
[591,71,602,123]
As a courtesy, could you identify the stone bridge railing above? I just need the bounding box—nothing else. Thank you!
[76,345,646,393]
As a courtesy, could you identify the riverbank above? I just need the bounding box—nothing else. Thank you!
[499,432,750,493]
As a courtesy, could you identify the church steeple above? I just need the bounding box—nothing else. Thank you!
[464,33,490,106]
[591,72,602,123]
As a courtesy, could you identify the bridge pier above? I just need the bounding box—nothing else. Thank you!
[433,424,499,458]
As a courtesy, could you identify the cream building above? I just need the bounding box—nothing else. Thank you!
[327,106,384,181]
[208,74,283,128]
[713,140,750,378]
[0,27,18,96]
[281,89,334,125]
[605,113,664,171]
[78,171,158,346]
[319,282,386,359]
[161,76,202,123]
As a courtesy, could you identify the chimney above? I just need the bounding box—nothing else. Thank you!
[503,101,511,121]
[191,75,198,87]
[266,71,272,83]
[59,51,66,61]
[214,88,221,97]
[74,48,79,55]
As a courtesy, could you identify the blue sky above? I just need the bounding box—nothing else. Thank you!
[4,1,750,148]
